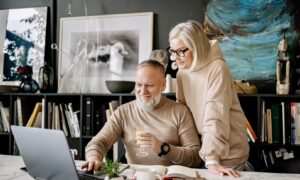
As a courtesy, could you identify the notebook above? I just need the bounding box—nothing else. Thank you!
[11,125,103,180]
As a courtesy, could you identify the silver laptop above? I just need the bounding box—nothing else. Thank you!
[11,125,102,180]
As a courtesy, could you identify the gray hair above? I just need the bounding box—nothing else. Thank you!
[169,20,210,70]
[137,59,166,77]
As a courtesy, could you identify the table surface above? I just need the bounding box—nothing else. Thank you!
[1,154,300,180]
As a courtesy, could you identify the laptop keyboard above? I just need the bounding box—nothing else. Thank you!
[78,171,105,180]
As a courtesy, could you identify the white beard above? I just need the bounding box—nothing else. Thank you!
[136,94,161,111]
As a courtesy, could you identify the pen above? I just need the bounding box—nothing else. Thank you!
[119,165,130,174]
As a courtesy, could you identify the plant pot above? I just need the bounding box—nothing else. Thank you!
[104,175,124,180]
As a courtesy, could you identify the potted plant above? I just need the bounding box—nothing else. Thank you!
[97,159,124,180]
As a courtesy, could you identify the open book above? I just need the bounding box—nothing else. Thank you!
[121,164,200,179]
[165,165,199,179]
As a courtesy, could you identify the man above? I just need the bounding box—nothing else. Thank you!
[81,60,201,173]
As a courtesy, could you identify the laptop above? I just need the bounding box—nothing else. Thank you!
[11,125,103,180]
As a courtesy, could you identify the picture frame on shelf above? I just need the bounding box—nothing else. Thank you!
[0,7,48,87]
[58,12,154,93]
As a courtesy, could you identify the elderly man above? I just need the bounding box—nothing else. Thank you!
[81,59,201,173]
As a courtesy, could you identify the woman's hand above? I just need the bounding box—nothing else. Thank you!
[207,164,240,178]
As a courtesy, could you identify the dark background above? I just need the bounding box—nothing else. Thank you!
[0,0,205,88]
[0,0,299,93]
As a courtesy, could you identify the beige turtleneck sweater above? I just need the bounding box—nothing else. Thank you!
[85,96,201,167]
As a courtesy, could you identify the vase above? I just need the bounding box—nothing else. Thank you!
[19,77,39,93]
[38,63,54,93]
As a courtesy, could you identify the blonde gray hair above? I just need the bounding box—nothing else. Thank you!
[169,20,210,70]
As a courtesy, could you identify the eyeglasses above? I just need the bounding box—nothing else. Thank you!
[135,83,155,89]
[167,47,189,57]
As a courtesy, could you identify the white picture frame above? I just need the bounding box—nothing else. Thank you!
[58,12,154,93]
[0,7,48,87]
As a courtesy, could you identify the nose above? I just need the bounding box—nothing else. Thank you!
[140,85,148,93]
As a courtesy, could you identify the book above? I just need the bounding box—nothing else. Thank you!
[262,149,269,167]
[245,116,257,142]
[32,112,42,128]
[284,102,291,144]
[85,97,92,136]
[261,100,265,142]
[165,165,199,179]
[64,103,76,137]
[294,103,300,144]
[266,108,272,144]
[291,102,297,144]
[26,103,42,127]
[271,104,281,144]
[68,103,80,137]
[41,98,46,129]
[281,102,286,144]
[0,114,4,132]
[16,98,23,126]
[126,165,200,179]
[0,102,10,132]
[59,103,70,136]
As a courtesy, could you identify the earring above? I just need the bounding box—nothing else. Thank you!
[170,55,178,70]
[171,62,178,70]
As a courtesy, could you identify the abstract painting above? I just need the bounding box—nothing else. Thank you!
[204,0,298,92]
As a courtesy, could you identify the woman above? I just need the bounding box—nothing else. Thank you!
[168,20,250,177]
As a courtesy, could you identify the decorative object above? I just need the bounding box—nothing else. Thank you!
[18,65,39,93]
[276,35,290,94]
[105,80,135,94]
[149,49,168,70]
[0,7,48,86]
[163,74,177,93]
[234,80,257,94]
[58,12,153,93]
[38,62,54,93]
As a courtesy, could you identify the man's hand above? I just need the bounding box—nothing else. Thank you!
[207,164,240,178]
[80,156,102,174]
[136,131,162,154]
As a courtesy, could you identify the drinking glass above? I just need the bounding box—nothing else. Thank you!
[135,127,149,156]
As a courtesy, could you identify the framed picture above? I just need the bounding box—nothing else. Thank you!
[58,12,154,93]
[0,7,48,86]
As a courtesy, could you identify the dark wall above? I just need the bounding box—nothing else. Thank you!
[0,0,206,57]
[0,0,206,89]
[57,0,205,49]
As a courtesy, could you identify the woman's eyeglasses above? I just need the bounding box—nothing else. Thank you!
[167,47,189,57]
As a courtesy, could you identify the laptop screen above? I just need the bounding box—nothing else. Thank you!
[11,126,80,180]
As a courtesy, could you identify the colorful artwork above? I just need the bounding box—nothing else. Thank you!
[204,0,298,90]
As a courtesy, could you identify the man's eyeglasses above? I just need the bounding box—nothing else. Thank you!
[167,47,189,57]
[135,83,155,89]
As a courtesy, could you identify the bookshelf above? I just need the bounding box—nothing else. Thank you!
[0,93,300,172]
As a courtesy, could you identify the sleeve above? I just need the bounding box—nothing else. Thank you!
[200,62,233,163]
[85,108,123,161]
[165,106,202,168]
[176,71,186,105]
